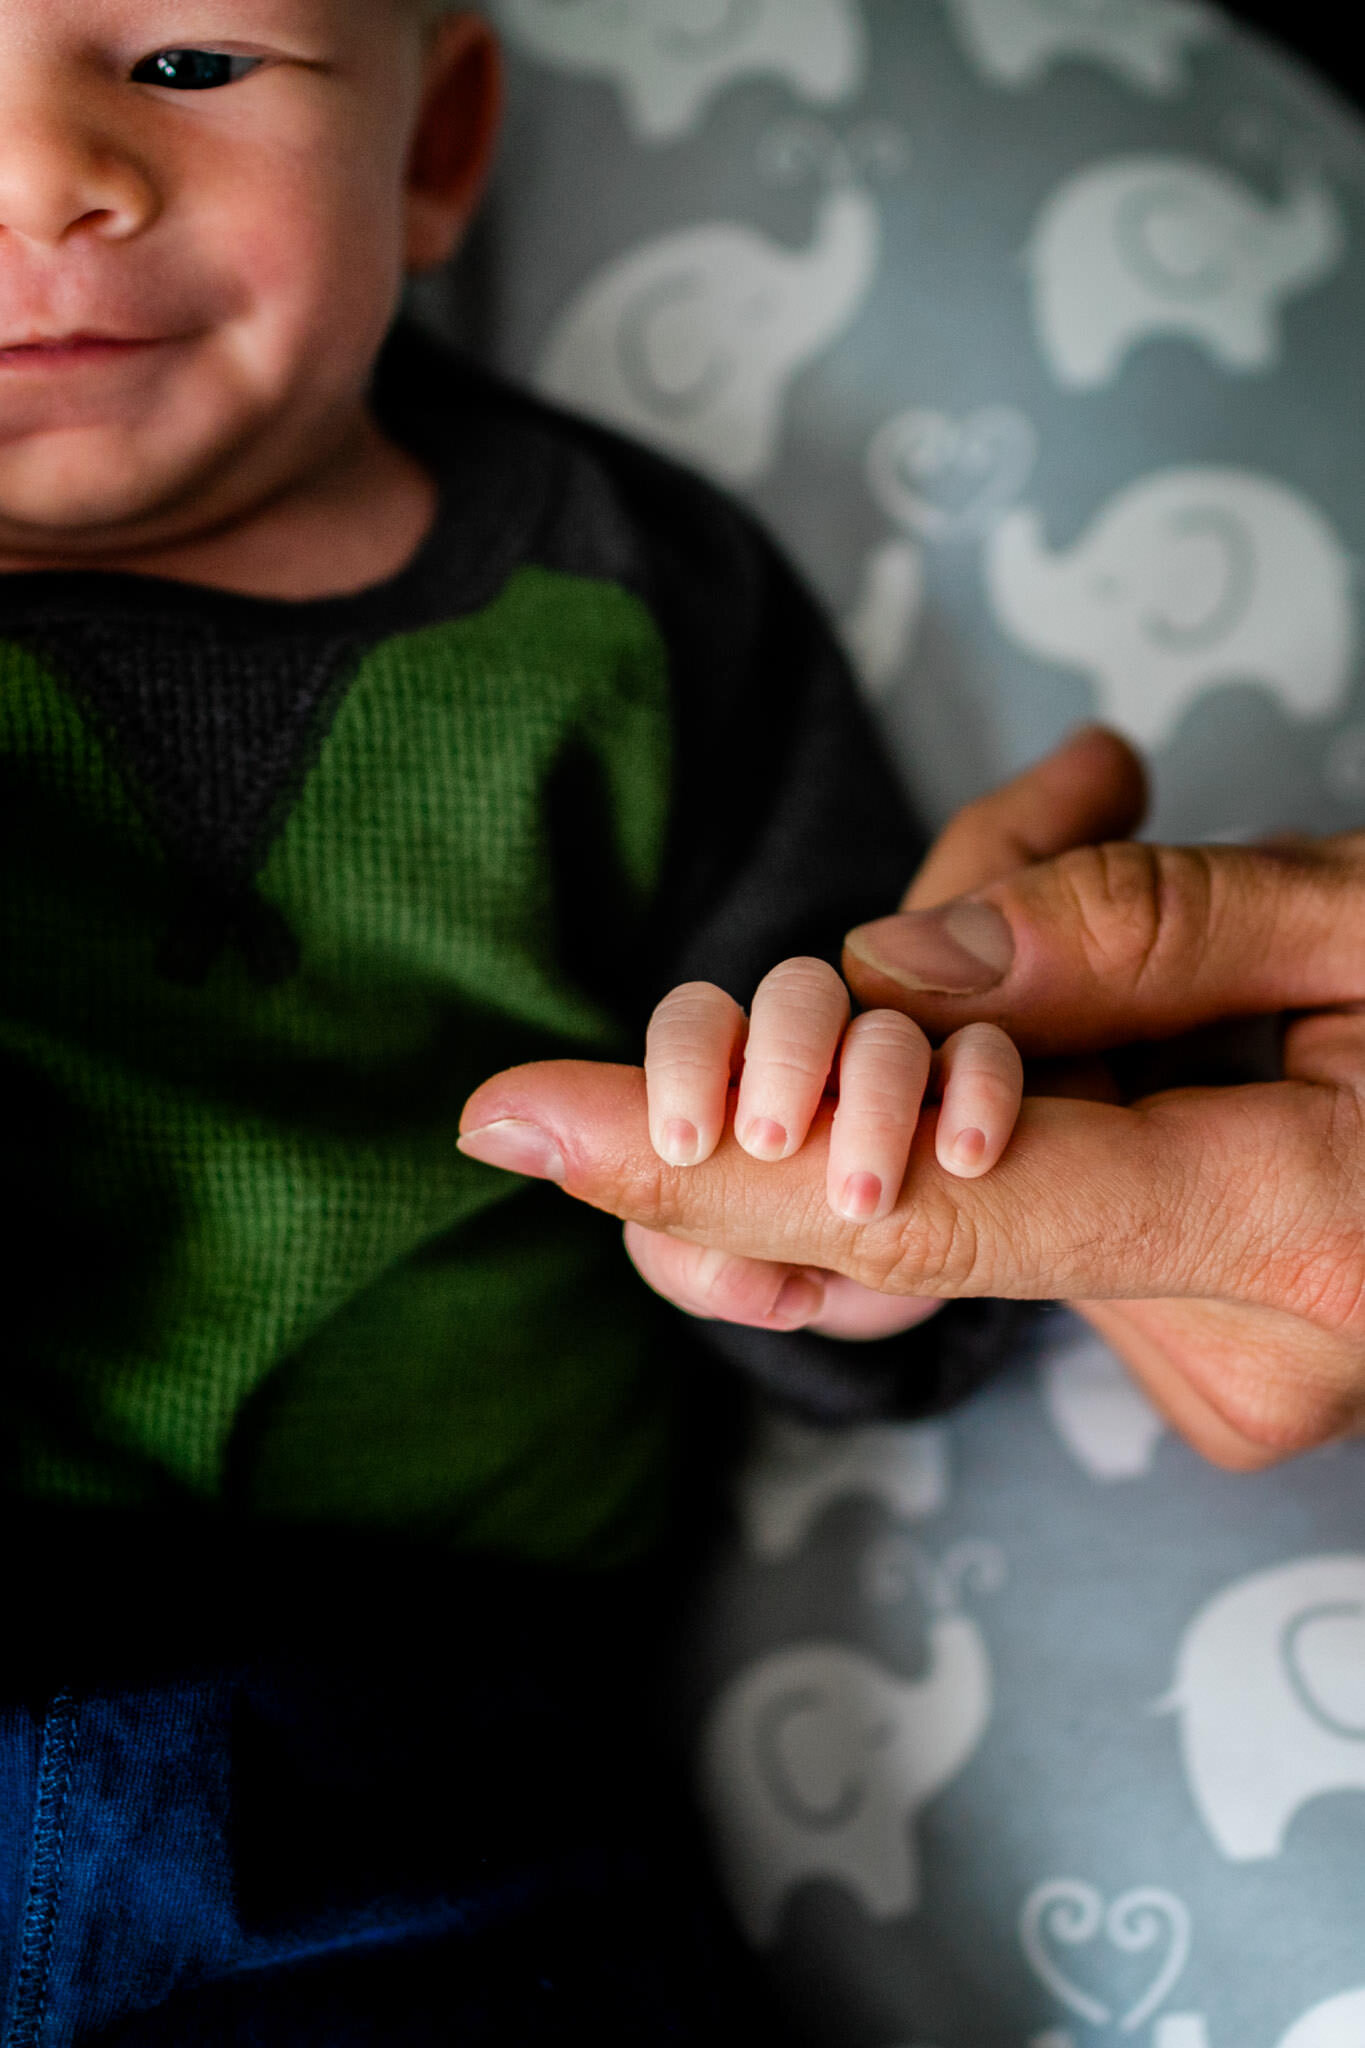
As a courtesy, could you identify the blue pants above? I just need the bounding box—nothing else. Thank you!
[0,1521,780,2045]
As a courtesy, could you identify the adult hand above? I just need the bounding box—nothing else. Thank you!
[458,728,1365,1469]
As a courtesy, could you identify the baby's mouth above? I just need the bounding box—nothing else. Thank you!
[0,333,166,366]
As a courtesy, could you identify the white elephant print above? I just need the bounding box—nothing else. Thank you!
[736,1413,949,1562]
[537,179,879,485]
[1027,157,1344,389]
[1277,1986,1365,2048]
[1158,1554,1365,1861]
[941,0,1218,95]
[985,468,1356,748]
[1045,1987,1365,2048]
[700,1555,992,1940]
[1041,1321,1166,1481]
[1028,2024,1209,2048]
[495,0,866,143]
[843,404,1037,698]
[843,538,928,699]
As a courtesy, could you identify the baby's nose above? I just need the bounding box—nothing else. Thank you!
[0,106,159,249]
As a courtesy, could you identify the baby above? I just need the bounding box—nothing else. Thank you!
[0,0,1021,2035]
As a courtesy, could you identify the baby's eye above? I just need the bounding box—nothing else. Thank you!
[130,49,264,91]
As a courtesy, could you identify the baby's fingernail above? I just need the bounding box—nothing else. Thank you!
[949,1127,987,1173]
[457,1120,566,1182]
[836,1171,883,1220]
[660,1117,700,1166]
[774,1273,825,1325]
[845,902,1014,995]
[741,1117,788,1161]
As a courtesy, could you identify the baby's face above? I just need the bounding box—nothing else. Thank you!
[0,0,484,562]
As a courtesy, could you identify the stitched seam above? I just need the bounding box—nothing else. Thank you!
[4,1692,78,2048]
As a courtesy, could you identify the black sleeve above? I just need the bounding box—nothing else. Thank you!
[566,426,1033,1422]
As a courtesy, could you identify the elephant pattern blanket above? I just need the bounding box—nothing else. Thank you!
[462,3,1365,2041]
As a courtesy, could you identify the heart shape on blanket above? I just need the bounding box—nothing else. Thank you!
[867,406,1037,541]
[1020,1881,1191,2033]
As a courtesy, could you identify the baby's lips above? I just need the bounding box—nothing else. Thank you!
[457,1118,566,1183]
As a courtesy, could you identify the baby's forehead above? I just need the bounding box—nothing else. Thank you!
[1,0,430,34]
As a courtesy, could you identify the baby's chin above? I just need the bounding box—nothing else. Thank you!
[0,425,248,569]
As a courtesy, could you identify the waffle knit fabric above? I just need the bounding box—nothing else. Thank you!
[0,327,1007,1562]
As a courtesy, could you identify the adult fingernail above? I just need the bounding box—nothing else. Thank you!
[845,901,1014,995]
[457,1120,566,1182]
[774,1273,825,1325]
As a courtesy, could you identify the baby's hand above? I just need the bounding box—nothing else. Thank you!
[644,958,1023,1220]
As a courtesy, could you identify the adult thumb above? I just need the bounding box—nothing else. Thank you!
[844,833,1365,1059]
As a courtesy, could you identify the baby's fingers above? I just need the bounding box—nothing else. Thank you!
[934,1022,1024,1178]
[623,1221,827,1331]
[827,1010,932,1221]
[645,982,746,1165]
[735,958,850,1161]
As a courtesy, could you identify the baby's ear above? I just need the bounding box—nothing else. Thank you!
[404,13,503,273]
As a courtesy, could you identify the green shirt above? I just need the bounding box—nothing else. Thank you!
[0,329,923,1560]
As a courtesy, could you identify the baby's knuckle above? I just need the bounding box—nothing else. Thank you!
[954,1064,1020,1119]
[843,1096,917,1140]
[648,1050,725,1088]
[752,1039,830,1080]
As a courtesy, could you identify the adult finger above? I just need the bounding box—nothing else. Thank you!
[457,1060,1359,1319]
[905,725,1148,910]
[845,834,1365,1058]
[1076,1296,1365,1468]
[1282,1005,1365,1093]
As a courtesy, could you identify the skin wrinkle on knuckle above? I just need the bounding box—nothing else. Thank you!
[746,1045,838,1090]
[839,1098,918,1135]
[1274,1138,1365,1336]
[848,1011,923,1054]
[648,1050,731,1087]
[657,981,731,1013]
[1288,1248,1365,1338]
[1052,841,1208,999]
[1053,1106,1187,1295]
[947,1069,1018,1121]
[881,1191,978,1297]
[1238,1094,1362,1328]
[649,998,739,1048]
[628,1152,677,1236]
[757,957,848,1005]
